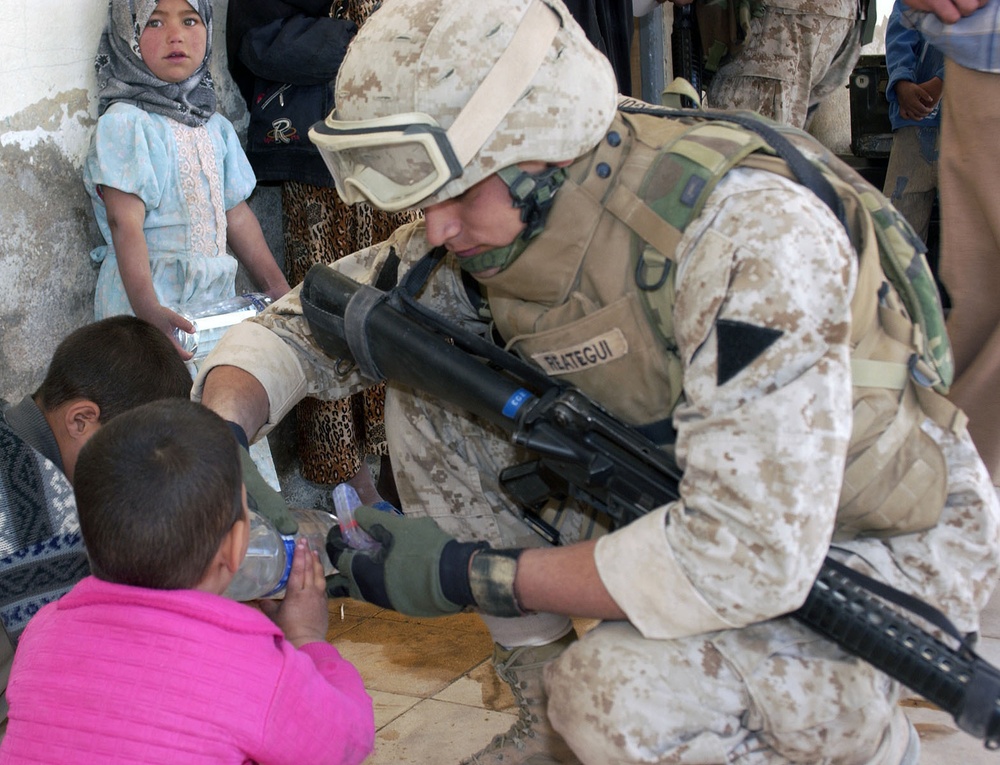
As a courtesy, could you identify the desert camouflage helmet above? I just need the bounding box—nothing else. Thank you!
[316,0,619,209]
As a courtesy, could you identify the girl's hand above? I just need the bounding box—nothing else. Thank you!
[226,201,291,303]
[263,279,291,302]
[162,305,197,360]
[134,302,195,360]
[260,538,330,648]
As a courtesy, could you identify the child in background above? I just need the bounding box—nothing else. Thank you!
[0,399,374,765]
[883,0,945,244]
[85,0,289,354]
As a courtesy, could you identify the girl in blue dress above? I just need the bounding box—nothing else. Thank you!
[85,0,289,355]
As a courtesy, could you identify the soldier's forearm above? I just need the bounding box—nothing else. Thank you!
[198,365,270,441]
[514,543,626,620]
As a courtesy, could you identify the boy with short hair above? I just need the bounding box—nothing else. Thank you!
[0,399,374,765]
[0,315,192,728]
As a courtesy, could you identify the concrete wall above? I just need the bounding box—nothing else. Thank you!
[0,0,893,403]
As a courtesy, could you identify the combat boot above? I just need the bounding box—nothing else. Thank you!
[462,631,581,765]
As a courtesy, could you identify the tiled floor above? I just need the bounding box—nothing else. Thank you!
[322,598,519,764]
[322,587,1000,764]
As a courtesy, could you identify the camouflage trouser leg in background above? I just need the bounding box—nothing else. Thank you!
[706,9,861,129]
[382,384,532,547]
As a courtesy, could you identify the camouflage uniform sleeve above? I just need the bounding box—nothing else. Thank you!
[594,168,857,640]
[192,220,467,440]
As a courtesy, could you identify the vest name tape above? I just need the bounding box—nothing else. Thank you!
[530,329,628,376]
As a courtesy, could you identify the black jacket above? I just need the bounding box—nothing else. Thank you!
[226,0,357,185]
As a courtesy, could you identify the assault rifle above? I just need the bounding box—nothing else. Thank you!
[670,4,704,106]
[300,262,1000,749]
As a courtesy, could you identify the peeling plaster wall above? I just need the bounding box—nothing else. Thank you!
[0,0,281,402]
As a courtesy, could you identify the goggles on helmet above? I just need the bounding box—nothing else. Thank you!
[309,0,563,212]
[310,113,464,212]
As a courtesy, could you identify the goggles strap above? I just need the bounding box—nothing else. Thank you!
[499,165,568,240]
[458,165,567,275]
[446,0,562,168]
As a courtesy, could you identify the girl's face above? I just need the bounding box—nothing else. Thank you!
[138,0,207,83]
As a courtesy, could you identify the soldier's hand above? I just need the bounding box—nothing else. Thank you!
[326,506,527,618]
[325,506,484,617]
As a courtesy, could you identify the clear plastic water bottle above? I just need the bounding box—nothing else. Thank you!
[225,507,337,601]
[172,292,272,361]
[332,484,383,551]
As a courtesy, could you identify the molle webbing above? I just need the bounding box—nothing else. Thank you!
[610,107,960,538]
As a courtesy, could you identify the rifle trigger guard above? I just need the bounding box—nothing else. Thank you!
[344,284,389,382]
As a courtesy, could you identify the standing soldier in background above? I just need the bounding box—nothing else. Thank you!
[664,0,872,129]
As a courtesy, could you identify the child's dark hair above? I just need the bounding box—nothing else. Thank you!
[34,316,192,422]
[74,399,245,589]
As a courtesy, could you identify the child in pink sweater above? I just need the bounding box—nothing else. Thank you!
[0,399,373,765]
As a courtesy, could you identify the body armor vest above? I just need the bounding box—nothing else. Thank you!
[480,108,963,540]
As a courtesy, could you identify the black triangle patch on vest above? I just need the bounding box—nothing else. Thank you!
[716,319,783,386]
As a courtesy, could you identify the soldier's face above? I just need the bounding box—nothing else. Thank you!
[422,163,548,279]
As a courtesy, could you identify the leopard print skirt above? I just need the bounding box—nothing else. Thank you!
[282,180,419,484]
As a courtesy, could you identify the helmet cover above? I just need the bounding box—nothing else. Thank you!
[333,0,619,206]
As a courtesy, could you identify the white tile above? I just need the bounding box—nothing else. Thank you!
[432,659,516,712]
[369,689,420,730]
[332,617,493,698]
[364,698,516,765]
